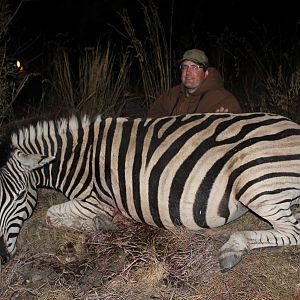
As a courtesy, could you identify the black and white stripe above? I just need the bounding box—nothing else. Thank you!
[1,112,300,270]
[0,146,54,262]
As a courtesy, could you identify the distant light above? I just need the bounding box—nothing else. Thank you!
[16,60,24,72]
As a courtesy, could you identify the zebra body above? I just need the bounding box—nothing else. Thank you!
[1,112,300,270]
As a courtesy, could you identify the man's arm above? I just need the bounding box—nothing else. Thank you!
[147,95,167,117]
[213,90,242,113]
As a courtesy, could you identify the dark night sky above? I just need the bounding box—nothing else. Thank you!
[12,0,299,40]
[8,0,300,68]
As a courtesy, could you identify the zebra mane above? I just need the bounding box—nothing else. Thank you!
[0,134,14,168]
[44,113,102,134]
[9,113,102,146]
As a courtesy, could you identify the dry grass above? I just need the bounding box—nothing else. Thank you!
[263,66,300,120]
[51,44,133,117]
[0,0,19,124]
[77,44,132,116]
[1,189,300,299]
[206,27,300,121]
[117,0,173,108]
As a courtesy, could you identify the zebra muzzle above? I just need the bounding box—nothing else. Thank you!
[0,236,9,264]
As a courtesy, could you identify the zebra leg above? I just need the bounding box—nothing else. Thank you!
[46,199,117,232]
[219,206,300,271]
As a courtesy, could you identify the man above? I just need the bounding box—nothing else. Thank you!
[147,49,242,117]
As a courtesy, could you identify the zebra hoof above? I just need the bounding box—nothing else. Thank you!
[219,251,243,272]
[218,232,248,272]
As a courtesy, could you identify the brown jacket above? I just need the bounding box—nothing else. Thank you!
[147,67,241,117]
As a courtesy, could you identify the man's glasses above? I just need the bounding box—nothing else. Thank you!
[180,64,204,72]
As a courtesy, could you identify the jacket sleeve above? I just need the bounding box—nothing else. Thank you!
[147,87,180,117]
[147,94,167,117]
[202,89,242,113]
[220,90,242,113]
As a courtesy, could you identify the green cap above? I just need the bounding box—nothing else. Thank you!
[180,49,209,67]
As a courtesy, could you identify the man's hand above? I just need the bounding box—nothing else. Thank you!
[215,107,229,113]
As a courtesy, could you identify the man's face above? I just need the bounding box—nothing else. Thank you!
[180,60,208,91]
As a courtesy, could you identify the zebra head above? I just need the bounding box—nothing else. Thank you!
[0,148,55,263]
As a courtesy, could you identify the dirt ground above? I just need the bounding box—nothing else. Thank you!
[1,189,300,300]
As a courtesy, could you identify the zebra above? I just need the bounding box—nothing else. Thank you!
[0,138,54,263]
[1,112,300,271]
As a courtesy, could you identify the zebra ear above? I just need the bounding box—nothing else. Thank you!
[16,151,55,171]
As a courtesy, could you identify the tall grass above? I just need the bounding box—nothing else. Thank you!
[117,0,174,109]
[0,1,45,124]
[78,44,132,116]
[206,25,300,121]
[263,65,300,119]
[53,51,76,110]
[52,0,175,117]
[0,0,19,124]
[52,44,133,117]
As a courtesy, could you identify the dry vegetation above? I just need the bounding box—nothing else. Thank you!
[52,43,133,117]
[1,189,300,300]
